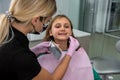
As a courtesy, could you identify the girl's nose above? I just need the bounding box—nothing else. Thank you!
[60,26,65,30]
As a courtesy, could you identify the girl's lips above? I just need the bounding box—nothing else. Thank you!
[58,33,67,35]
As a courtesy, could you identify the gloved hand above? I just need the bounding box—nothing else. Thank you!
[67,36,80,56]
[30,41,51,56]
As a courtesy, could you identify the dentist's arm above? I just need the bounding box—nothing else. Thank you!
[33,55,71,80]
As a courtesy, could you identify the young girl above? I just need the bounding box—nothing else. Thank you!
[31,15,94,80]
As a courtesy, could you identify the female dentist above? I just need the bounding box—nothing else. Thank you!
[0,0,79,80]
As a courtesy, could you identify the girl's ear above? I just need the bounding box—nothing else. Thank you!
[69,31,73,36]
[70,32,72,36]
[49,30,52,36]
[71,30,74,36]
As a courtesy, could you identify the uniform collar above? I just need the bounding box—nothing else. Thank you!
[12,27,29,48]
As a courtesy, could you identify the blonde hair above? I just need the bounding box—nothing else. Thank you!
[0,0,56,44]
[43,14,75,41]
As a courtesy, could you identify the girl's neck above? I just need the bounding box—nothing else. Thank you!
[54,40,68,51]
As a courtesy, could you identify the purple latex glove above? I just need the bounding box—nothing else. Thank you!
[67,36,80,56]
[30,41,51,56]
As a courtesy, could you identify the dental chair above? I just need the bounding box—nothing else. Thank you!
[91,56,120,80]
[91,40,120,80]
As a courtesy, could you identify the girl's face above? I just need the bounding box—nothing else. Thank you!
[49,17,72,41]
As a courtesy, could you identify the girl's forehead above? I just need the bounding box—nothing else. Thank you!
[53,17,70,24]
[55,17,68,21]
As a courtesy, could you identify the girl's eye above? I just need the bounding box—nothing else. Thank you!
[55,24,61,28]
[55,25,60,28]
[64,24,70,28]
[64,23,70,28]
[64,25,70,28]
